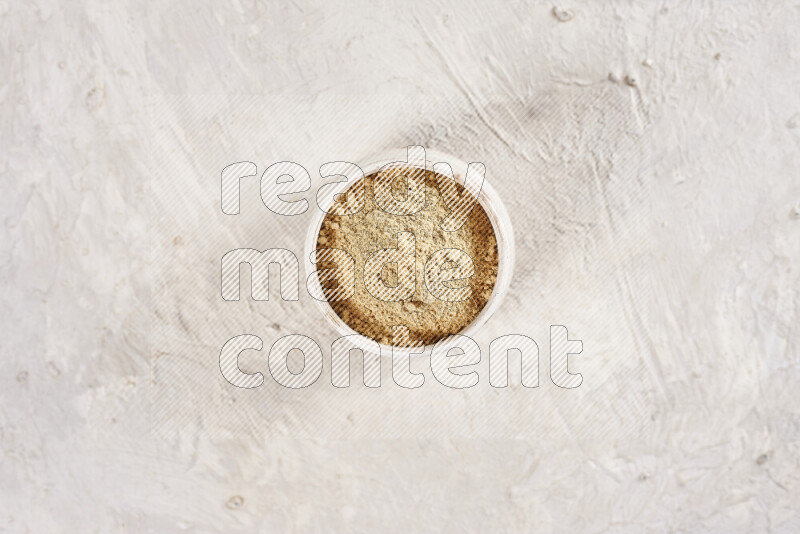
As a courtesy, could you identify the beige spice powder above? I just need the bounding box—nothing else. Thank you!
[316,168,499,347]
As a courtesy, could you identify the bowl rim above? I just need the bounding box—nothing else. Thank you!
[304,147,515,358]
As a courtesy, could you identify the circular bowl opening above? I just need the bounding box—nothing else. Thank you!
[305,148,515,357]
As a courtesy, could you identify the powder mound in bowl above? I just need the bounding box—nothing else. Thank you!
[316,167,499,346]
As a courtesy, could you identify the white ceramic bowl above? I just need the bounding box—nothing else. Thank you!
[305,148,515,357]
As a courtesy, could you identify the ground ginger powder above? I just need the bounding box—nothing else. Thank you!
[316,168,499,346]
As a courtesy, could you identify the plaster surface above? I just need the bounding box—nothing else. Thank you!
[2,1,799,532]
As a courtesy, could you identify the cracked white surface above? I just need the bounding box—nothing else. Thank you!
[2,0,799,532]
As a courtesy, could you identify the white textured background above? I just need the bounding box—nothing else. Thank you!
[2,0,800,532]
